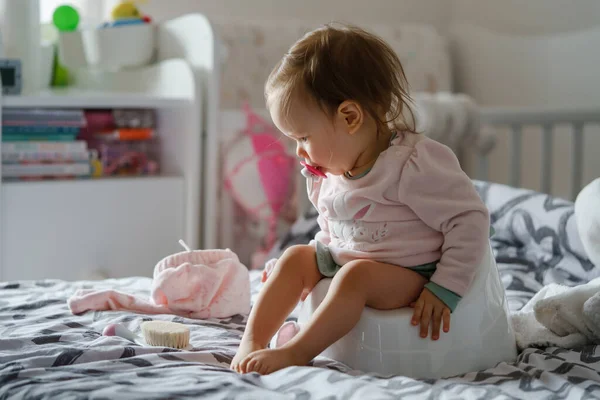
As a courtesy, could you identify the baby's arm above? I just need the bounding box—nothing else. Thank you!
[398,140,490,338]
[398,140,489,302]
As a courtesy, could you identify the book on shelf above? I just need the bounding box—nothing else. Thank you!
[2,161,91,178]
[2,140,91,170]
[2,108,86,126]
[3,120,84,127]
[94,128,155,141]
[0,108,160,180]
[2,141,88,153]
[2,133,79,142]
[2,151,90,163]
[1,108,86,145]
[2,126,81,134]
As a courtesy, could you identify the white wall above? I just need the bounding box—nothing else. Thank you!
[450,0,600,35]
[137,0,600,35]
[449,0,600,109]
[139,0,450,28]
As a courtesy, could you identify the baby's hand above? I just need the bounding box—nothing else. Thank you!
[410,288,450,340]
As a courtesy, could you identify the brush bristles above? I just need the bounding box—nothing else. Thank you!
[141,321,190,349]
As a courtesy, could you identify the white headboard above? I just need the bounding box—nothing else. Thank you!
[214,21,452,109]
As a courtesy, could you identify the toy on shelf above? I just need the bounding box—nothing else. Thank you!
[51,4,81,86]
[51,45,70,87]
[55,0,155,72]
[88,139,160,177]
[112,1,142,19]
[102,0,153,28]
[52,5,80,32]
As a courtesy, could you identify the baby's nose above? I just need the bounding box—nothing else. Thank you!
[296,144,307,159]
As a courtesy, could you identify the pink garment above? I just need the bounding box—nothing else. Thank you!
[306,132,490,297]
[68,249,251,319]
[223,103,296,269]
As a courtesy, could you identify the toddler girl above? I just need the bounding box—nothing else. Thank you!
[231,23,490,375]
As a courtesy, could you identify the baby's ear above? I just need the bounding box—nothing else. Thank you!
[337,101,363,135]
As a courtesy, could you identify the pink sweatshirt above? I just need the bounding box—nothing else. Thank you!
[306,132,490,298]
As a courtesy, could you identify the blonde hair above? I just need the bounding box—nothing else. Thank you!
[265,23,416,134]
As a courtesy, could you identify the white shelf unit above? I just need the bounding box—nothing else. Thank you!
[0,14,220,281]
[2,89,193,109]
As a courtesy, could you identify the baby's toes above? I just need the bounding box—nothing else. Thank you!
[238,356,252,374]
[257,362,269,375]
[246,357,260,373]
[233,363,241,374]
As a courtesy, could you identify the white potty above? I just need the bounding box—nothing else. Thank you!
[297,244,517,378]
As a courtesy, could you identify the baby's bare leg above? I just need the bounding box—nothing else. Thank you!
[243,260,427,374]
[230,245,321,373]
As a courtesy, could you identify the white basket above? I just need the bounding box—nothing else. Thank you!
[58,23,156,70]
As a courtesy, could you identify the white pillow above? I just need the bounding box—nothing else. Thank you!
[575,178,600,267]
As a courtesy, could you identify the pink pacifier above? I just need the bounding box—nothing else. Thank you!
[301,161,327,178]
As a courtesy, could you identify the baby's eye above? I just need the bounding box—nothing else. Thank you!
[299,137,308,142]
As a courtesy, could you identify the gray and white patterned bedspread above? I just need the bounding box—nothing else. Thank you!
[2,181,600,399]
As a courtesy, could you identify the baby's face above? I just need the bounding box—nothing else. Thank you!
[269,95,364,177]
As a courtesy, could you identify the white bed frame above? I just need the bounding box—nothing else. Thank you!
[213,107,600,254]
[478,107,600,199]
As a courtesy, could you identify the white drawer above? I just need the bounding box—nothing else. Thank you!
[1,176,185,281]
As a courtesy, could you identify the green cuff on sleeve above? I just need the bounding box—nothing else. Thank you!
[424,282,461,312]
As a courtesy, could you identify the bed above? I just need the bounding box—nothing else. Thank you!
[1,180,600,399]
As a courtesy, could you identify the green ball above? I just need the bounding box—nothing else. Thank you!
[53,5,80,32]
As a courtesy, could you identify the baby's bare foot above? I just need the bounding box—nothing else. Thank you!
[241,346,311,375]
[230,340,264,373]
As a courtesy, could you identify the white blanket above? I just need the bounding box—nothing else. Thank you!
[575,178,600,268]
[411,92,496,155]
[511,277,600,350]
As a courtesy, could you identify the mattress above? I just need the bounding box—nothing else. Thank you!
[1,181,599,399]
